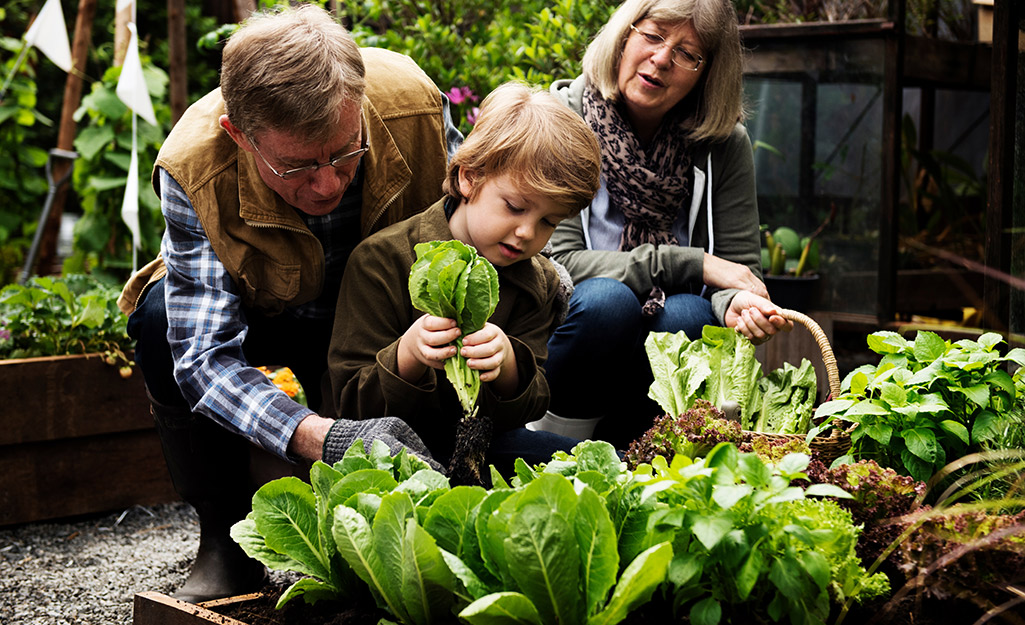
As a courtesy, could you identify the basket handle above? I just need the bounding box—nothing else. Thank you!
[778,309,841,399]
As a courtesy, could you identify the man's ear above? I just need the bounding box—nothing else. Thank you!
[219,115,251,151]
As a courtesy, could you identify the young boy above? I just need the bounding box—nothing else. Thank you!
[326,82,601,471]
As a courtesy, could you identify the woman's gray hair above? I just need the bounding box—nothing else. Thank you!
[582,0,745,142]
[220,4,365,143]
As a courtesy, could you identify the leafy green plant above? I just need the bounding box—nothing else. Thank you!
[68,60,169,282]
[536,442,887,624]
[234,439,672,625]
[231,439,443,611]
[623,399,743,468]
[0,34,52,286]
[408,239,499,419]
[0,274,134,370]
[823,451,1025,624]
[456,473,672,625]
[345,0,618,134]
[743,434,814,465]
[648,446,888,623]
[813,330,1025,482]
[755,359,818,434]
[234,437,889,625]
[408,239,500,486]
[645,326,763,427]
[645,326,818,436]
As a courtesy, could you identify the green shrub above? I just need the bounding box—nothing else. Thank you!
[346,0,618,134]
[67,61,169,283]
[0,34,53,286]
[0,274,134,367]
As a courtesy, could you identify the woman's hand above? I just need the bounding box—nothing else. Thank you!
[724,290,793,344]
[462,323,518,397]
[703,253,769,298]
[397,314,461,382]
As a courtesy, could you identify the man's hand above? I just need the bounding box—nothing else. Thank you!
[703,253,769,298]
[321,416,443,471]
[288,413,443,471]
[288,413,335,461]
[724,290,793,344]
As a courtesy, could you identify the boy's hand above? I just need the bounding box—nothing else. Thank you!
[462,323,518,397]
[398,314,461,382]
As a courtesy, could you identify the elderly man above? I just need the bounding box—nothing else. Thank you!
[119,4,459,602]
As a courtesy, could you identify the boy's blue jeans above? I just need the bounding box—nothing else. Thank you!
[127,277,577,471]
[544,277,718,447]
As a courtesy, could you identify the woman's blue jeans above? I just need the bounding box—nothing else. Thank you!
[544,277,718,447]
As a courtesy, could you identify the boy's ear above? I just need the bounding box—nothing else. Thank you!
[457,167,477,199]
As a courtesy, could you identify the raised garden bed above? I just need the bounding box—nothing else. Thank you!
[133,588,388,625]
[0,353,178,526]
[133,591,252,625]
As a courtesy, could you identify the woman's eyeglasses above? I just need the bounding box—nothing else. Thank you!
[629,24,704,71]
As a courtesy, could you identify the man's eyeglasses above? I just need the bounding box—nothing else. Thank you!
[247,118,369,181]
[628,24,704,72]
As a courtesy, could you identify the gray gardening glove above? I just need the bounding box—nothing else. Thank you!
[322,417,444,472]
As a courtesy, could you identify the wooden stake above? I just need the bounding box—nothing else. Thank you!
[34,0,96,277]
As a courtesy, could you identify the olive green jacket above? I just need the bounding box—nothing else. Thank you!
[327,199,560,462]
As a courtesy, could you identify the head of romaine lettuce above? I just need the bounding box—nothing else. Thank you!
[408,240,500,417]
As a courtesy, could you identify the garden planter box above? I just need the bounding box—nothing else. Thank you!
[134,591,252,625]
[0,353,178,526]
[133,590,384,625]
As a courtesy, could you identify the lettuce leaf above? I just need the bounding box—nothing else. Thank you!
[754,359,818,434]
[645,327,762,424]
[409,240,499,417]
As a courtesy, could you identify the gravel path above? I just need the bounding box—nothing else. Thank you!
[1,502,197,625]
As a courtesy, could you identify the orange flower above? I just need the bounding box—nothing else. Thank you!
[257,366,306,404]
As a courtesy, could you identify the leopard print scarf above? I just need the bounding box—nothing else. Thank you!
[583,84,693,315]
[582,84,693,251]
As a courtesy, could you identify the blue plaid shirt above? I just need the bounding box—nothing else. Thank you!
[160,168,363,458]
[161,96,462,459]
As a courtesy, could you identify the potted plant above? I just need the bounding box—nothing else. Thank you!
[760,204,835,311]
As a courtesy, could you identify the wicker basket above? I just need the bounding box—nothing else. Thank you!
[744,308,852,465]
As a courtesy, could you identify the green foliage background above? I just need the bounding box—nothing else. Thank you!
[1,0,622,285]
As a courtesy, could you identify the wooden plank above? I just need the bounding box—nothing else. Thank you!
[835,269,984,315]
[0,430,178,526]
[133,591,252,625]
[741,35,885,80]
[903,36,991,89]
[983,0,1017,333]
[0,353,152,446]
[740,19,892,42]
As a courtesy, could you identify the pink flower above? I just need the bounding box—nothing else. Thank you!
[446,86,478,105]
[466,106,480,126]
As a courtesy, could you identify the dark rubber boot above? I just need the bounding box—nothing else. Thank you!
[149,394,268,604]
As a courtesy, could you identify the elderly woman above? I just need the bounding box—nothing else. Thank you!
[538,0,790,447]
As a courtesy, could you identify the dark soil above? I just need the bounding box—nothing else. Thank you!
[447,412,493,487]
[204,576,1024,625]
[206,576,387,625]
